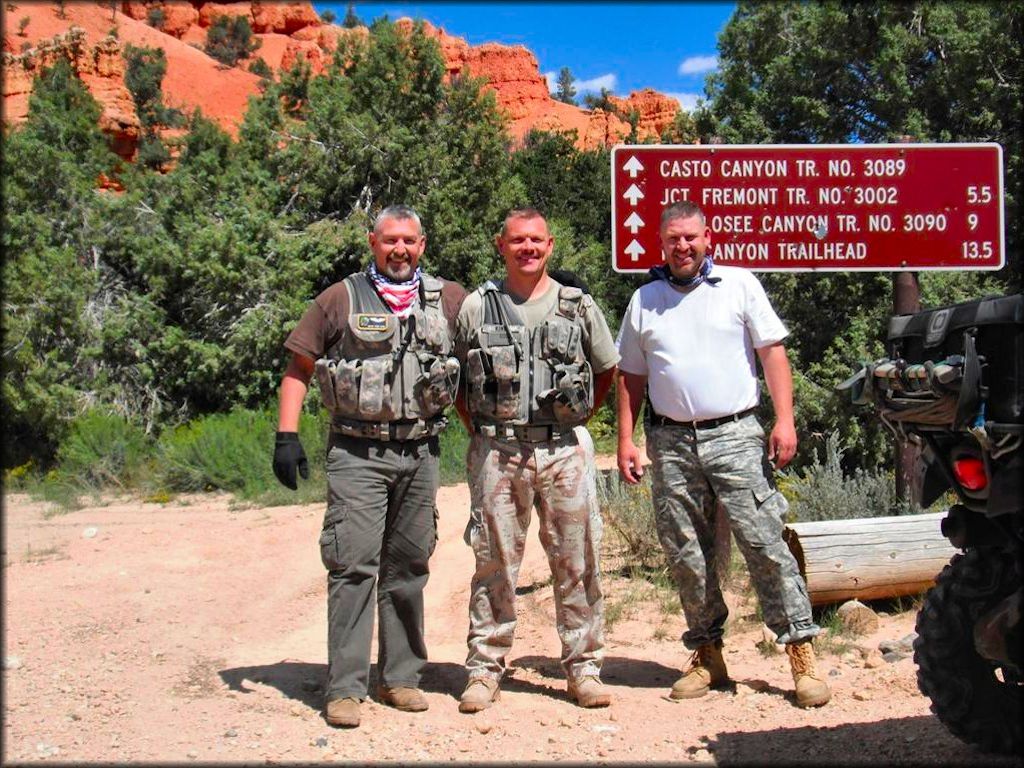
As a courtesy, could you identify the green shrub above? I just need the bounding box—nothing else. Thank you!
[248,57,273,81]
[596,470,663,570]
[438,418,469,486]
[20,409,156,512]
[204,14,261,67]
[156,407,328,505]
[146,7,165,29]
[136,133,170,168]
[587,402,617,455]
[54,409,154,489]
[783,432,912,522]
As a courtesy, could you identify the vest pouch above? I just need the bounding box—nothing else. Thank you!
[357,357,393,419]
[417,355,460,415]
[466,349,491,415]
[551,364,593,424]
[421,311,450,354]
[314,358,338,411]
[333,358,362,415]
[490,345,520,419]
[466,345,521,420]
[558,286,584,318]
[542,321,582,362]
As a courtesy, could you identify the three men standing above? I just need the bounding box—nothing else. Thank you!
[616,201,830,708]
[453,208,620,712]
[273,199,827,725]
[273,205,465,727]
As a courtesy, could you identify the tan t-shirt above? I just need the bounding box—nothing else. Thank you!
[454,279,620,375]
[285,272,468,361]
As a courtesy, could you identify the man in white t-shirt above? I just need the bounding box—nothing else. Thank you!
[615,201,830,709]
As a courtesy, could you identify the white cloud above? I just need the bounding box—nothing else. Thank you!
[574,73,617,94]
[678,55,718,75]
[665,92,703,112]
[544,71,617,96]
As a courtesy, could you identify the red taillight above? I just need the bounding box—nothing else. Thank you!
[952,456,988,491]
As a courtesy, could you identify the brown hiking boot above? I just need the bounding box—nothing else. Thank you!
[458,677,500,713]
[377,686,428,712]
[568,675,611,708]
[786,639,831,708]
[325,697,360,728]
[670,641,730,699]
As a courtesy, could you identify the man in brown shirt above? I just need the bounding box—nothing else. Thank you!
[273,205,466,728]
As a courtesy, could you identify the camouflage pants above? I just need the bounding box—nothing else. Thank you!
[464,430,604,683]
[647,414,818,649]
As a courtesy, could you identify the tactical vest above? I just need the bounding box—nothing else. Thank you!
[314,271,459,438]
[465,282,593,428]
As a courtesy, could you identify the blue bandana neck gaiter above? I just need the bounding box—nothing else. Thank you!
[647,254,721,288]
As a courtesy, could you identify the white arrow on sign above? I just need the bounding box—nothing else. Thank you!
[624,239,646,261]
[624,211,645,234]
[622,155,644,178]
[623,184,644,206]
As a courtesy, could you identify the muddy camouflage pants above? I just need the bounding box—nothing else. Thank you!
[321,434,439,701]
[646,414,818,649]
[464,430,604,683]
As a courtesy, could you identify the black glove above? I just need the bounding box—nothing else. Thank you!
[272,432,309,490]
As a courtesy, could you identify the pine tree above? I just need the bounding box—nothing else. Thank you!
[554,67,576,105]
[204,15,261,67]
[343,2,364,28]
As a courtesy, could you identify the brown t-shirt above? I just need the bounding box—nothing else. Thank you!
[285,273,468,361]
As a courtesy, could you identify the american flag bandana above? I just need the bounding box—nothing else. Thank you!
[367,262,421,317]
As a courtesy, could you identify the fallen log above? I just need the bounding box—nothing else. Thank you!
[782,512,958,607]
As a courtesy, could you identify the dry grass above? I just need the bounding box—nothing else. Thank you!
[22,543,66,564]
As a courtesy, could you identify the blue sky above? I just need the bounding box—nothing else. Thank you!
[313,2,738,110]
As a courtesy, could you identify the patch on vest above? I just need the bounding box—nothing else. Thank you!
[355,314,390,332]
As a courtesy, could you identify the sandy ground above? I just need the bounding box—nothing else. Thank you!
[3,463,1021,765]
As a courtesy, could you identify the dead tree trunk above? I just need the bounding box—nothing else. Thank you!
[783,512,956,606]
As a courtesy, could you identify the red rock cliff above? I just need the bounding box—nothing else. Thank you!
[2,2,680,156]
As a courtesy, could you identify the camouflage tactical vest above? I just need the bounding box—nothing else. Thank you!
[314,271,459,431]
[465,282,593,427]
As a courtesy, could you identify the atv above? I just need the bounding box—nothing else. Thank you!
[840,293,1022,754]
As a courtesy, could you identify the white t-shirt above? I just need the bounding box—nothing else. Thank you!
[615,265,788,421]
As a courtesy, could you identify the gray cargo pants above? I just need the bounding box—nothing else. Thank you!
[646,414,818,649]
[321,434,439,701]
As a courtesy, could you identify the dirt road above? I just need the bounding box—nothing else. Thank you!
[2,479,1019,764]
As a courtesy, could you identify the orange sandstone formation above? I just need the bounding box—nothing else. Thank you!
[609,88,682,141]
[2,1,680,157]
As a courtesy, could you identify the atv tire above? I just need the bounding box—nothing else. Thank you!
[914,549,1021,755]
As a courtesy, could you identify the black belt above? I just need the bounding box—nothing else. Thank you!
[472,423,573,443]
[330,417,446,442]
[648,407,757,430]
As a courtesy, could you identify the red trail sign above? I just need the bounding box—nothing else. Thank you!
[610,143,1004,273]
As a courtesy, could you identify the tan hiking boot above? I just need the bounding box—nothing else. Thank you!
[786,639,831,708]
[458,677,500,713]
[568,675,611,708]
[670,641,730,699]
[325,697,360,727]
[377,686,428,712]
